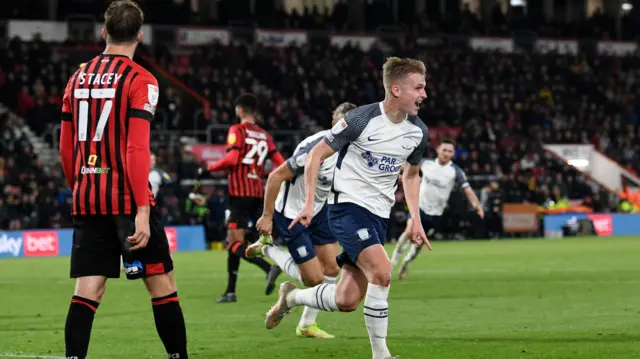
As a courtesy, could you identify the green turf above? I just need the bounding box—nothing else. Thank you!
[1,236,640,358]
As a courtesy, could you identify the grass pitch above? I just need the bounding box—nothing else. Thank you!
[1,236,639,358]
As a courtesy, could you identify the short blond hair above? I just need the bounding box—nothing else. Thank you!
[382,57,426,92]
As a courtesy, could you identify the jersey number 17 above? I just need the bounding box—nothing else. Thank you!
[75,88,115,142]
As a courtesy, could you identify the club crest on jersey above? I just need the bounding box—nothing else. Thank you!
[361,151,379,167]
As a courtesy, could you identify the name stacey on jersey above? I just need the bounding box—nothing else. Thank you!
[77,72,123,86]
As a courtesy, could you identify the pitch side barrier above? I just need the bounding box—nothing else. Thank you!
[0,225,206,259]
[543,213,640,238]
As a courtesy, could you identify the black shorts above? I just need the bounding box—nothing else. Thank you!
[227,196,263,230]
[70,207,174,280]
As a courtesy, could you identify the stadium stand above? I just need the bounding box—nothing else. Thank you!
[0,1,637,240]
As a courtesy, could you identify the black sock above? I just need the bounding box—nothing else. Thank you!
[152,292,188,359]
[232,242,271,274]
[225,248,240,294]
[65,295,99,359]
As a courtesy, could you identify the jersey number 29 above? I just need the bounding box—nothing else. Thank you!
[74,88,115,142]
[242,138,268,166]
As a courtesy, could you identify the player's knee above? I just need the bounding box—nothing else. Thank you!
[226,229,244,244]
[371,273,391,287]
[369,263,392,287]
[323,264,340,278]
[74,278,107,303]
[301,271,324,287]
[335,295,361,312]
[144,273,177,298]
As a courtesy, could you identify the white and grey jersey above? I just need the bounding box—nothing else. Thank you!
[419,159,470,216]
[149,168,171,197]
[324,102,429,218]
[275,130,338,219]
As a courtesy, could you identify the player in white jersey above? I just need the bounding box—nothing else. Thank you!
[390,140,484,279]
[245,102,357,339]
[148,153,172,198]
[263,57,430,359]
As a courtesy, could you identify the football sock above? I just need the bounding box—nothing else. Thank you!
[364,284,392,359]
[298,276,338,327]
[390,232,412,266]
[225,248,241,294]
[231,241,271,274]
[286,283,339,312]
[402,244,423,266]
[65,295,99,359]
[264,245,302,282]
[152,292,188,359]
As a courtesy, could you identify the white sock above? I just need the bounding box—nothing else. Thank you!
[264,245,302,282]
[391,232,411,267]
[286,283,339,312]
[364,283,391,359]
[298,276,338,327]
[402,244,422,266]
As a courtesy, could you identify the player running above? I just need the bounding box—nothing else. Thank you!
[207,93,285,303]
[59,2,188,358]
[246,102,357,339]
[390,140,484,279]
[264,57,430,359]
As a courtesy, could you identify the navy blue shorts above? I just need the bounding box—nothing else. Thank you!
[408,210,442,236]
[328,202,388,268]
[273,205,336,264]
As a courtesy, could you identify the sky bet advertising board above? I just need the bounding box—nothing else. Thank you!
[0,226,205,259]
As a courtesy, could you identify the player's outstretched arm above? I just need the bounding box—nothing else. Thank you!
[268,150,285,168]
[207,149,239,172]
[290,114,359,229]
[263,133,285,174]
[208,125,241,173]
[403,123,431,249]
[455,165,484,218]
[402,163,422,220]
[263,163,294,219]
[402,163,431,250]
[303,141,335,207]
[288,140,335,229]
[464,187,484,218]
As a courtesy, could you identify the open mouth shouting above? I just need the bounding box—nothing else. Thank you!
[414,98,423,109]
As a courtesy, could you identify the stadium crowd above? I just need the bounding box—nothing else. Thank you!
[5,0,636,40]
[0,4,636,237]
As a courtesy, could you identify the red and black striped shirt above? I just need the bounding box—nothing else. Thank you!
[225,122,279,198]
[60,54,157,216]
